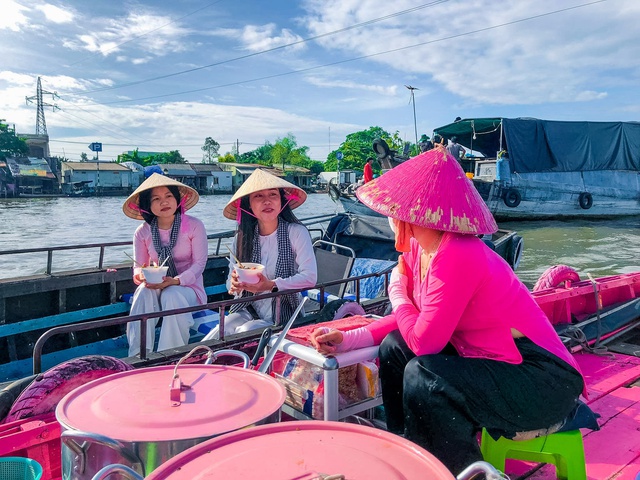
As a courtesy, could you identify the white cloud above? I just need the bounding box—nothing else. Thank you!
[1,0,30,31]
[239,23,305,52]
[0,70,35,86]
[299,0,640,106]
[43,100,356,161]
[306,76,397,96]
[63,11,190,59]
[37,4,74,24]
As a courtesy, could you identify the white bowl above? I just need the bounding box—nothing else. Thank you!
[235,263,265,284]
[142,266,169,284]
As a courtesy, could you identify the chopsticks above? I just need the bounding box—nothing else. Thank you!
[226,245,244,268]
[123,251,144,267]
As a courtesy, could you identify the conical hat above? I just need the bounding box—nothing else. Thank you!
[223,168,307,220]
[122,173,199,220]
[355,147,498,234]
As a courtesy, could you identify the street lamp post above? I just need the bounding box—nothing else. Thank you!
[405,85,419,149]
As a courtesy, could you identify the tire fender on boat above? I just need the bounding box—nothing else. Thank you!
[328,183,340,202]
[316,299,366,323]
[0,374,37,423]
[533,265,580,292]
[509,235,524,271]
[579,192,593,209]
[503,188,521,208]
[3,355,132,424]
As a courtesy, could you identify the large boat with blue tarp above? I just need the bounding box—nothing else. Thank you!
[433,117,640,221]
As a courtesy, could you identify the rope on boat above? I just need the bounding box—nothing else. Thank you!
[562,325,614,358]
[587,273,604,348]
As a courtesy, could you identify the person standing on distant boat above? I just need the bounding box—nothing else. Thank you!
[309,148,585,475]
[447,136,466,159]
[363,157,374,183]
[431,133,446,149]
[203,169,317,339]
[122,174,208,356]
[418,134,433,153]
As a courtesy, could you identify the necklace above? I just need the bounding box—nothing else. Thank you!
[421,232,444,258]
[419,232,443,281]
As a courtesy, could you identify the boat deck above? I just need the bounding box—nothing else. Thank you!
[510,341,640,479]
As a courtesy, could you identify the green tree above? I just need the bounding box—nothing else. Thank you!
[201,137,220,163]
[239,143,273,164]
[270,134,311,171]
[117,148,144,165]
[324,126,401,173]
[307,161,325,175]
[80,152,88,162]
[218,153,236,163]
[0,120,29,159]
[148,150,186,165]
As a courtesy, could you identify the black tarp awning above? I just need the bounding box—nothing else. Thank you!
[434,118,640,173]
[434,118,504,157]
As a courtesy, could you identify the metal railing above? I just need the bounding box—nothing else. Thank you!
[0,214,333,276]
[32,263,396,374]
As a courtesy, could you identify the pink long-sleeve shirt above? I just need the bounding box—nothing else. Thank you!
[133,214,209,304]
[368,233,586,394]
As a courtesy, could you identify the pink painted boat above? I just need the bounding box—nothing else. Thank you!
[0,270,639,479]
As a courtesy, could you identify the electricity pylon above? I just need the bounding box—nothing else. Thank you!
[25,77,59,135]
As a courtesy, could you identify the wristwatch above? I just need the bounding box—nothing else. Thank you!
[271,282,279,293]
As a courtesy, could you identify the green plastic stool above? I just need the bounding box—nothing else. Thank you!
[0,457,43,480]
[480,428,586,480]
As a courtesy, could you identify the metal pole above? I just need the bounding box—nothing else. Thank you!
[96,151,100,196]
[411,91,418,147]
[405,85,419,148]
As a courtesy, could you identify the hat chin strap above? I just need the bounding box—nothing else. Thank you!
[128,202,151,216]
[235,190,299,224]
[178,194,189,214]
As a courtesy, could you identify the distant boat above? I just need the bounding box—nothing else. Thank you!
[434,117,640,221]
[328,182,383,217]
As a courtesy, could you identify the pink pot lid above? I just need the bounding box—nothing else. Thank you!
[55,365,285,442]
[146,421,455,480]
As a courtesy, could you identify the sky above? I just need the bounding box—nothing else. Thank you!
[1,0,639,163]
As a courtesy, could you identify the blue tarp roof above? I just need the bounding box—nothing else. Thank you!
[434,118,640,173]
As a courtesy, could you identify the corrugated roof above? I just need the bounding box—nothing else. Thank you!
[190,164,223,173]
[218,162,264,168]
[236,167,260,175]
[7,157,56,178]
[161,163,196,176]
[63,162,130,171]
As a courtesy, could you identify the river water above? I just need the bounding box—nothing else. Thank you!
[1,194,639,286]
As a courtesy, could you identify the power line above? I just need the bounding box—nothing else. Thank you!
[54,109,157,149]
[49,139,237,147]
[65,1,449,95]
[69,0,610,106]
[58,100,157,146]
[50,0,227,75]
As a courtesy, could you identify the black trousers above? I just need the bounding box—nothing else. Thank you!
[378,331,584,475]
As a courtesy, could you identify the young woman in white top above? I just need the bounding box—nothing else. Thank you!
[204,169,317,338]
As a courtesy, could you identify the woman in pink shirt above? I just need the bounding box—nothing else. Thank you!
[122,174,208,356]
[310,147,585,474]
